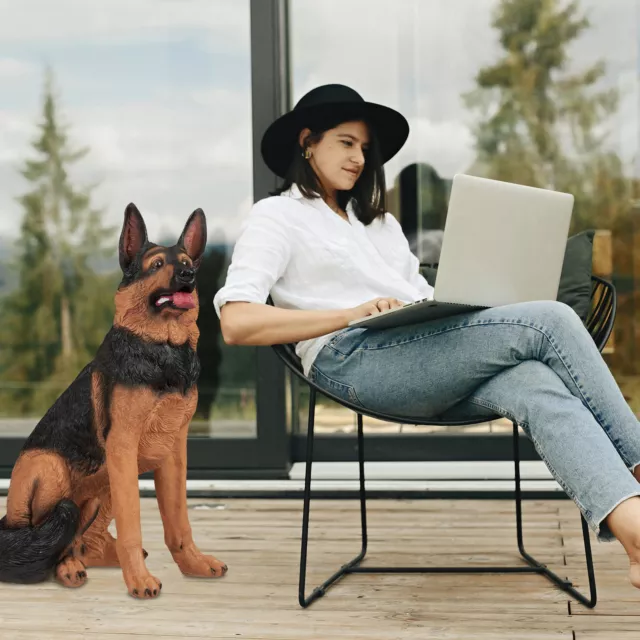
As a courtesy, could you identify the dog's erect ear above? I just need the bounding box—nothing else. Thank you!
[178,208,207,268]
[119,203,148,272]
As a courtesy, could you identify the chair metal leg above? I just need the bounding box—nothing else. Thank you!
[298,396,368,608]
[356,413,369,557]
[512,422,597,608]
[298,407,597,609]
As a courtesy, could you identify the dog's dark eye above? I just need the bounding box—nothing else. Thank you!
[152,258,164,269]
[181,258,190,266]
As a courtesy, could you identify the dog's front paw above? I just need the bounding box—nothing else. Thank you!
[174,547,228,578]
[125,571,163,599]
[56,556,88,588]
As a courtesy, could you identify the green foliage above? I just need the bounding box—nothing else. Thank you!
[0,70,118,416]
[465,0,640,376]
[464,0,634,233]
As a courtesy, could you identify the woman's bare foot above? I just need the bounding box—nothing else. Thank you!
[630,563,640,588]
[605,495,640,588]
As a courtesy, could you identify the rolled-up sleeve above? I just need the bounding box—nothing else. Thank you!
[213,200,291,317]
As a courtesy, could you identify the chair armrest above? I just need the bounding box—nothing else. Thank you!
[586,275,616,353]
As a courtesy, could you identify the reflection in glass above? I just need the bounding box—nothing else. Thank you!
[0,1,257,439]
[290,0,640,434]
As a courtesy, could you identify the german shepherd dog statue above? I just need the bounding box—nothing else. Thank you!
[0,204,227,598]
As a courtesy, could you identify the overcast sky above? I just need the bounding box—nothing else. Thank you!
[0,0,638,246]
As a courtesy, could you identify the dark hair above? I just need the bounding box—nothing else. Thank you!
[271,115,387,225]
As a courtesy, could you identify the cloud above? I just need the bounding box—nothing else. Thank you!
[0,0,249,47]
[288,0,501,184]
[290,0,639,186]
[397,117,476,179]
[0,57,36,79]
[1,0,638,244]
[0,0,253,241]
[0,109,35,162]
[0,91,253,242]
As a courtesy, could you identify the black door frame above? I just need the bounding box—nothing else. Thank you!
[290,433,540,462]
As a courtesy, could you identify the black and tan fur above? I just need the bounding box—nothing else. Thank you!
[0,203,227,598]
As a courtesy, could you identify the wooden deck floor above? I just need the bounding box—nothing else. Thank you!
[0,496,638,639]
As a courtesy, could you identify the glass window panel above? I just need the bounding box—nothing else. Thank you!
[290,0,640,434]
[0,0,257,439]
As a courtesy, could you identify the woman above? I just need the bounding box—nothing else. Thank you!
[214,83,640,588]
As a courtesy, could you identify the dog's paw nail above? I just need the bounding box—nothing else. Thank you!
[158,582,162,590]
[143,549,148,559]
[222,565,228,573]
[210,567,216,574]
[65,573,71,580]
[132,589,139,596]
[152,589,157,596]
[144,588,151,597]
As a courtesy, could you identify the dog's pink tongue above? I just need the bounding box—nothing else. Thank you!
[172,292,196,309]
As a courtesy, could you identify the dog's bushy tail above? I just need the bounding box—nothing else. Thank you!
[0,499,80,584]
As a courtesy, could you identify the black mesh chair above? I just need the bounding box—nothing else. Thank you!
[271,275,616,609]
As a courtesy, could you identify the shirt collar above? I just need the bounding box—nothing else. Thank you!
[285,183,356,217]
[285,184,304,199]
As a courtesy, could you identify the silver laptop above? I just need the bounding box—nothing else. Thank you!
[348,173,574,330]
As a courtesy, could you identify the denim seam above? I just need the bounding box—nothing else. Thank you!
[310,366,364,408]
[467,396,517,424]
[524,429,595,530]
[539,334,635,469]
[468,397,595,531]
[351,319,555,352]
[325,328,350,349]
[326,342,357,358]
[350,318,632,468]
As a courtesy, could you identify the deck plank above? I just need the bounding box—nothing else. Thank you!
[0,497,637,638]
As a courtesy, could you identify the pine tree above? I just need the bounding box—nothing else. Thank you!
[464,0,640,377]
[0,70,117,415]
[464,0,633,232]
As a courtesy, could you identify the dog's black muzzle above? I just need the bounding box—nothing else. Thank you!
[174,266,196,290]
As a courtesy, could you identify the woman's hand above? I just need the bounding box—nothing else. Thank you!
[346,297,405,324]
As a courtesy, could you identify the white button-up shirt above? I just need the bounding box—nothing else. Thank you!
[213,185,435,375]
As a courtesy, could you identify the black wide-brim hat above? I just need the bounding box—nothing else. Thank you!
[261,83,410,178]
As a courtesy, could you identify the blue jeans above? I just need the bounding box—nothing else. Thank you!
[309,300,640,542]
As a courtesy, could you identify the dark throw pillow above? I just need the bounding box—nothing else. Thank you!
[418,229,596,322]
[420,265,438,288]
[556,229,596,321]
